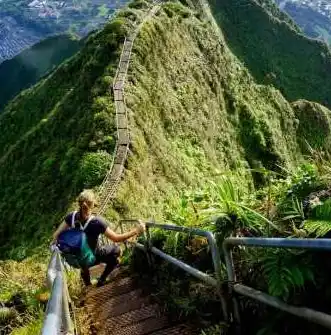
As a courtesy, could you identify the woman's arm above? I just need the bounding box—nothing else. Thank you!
[104,221,145,243]
[51,221,70,243]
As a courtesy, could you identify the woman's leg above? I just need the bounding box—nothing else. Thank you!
[95,245,121,286]
[80,266,91,286]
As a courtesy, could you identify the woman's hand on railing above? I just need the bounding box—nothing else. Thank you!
[49,239,58,252]
[135,220,146,234]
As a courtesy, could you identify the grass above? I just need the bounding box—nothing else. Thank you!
[10,312,44,335]
[0,253,82,335]
[0,257,46,334]
[0,34,82,111]
[207,0,331,108]
[112,0,308,222]
[2,0,331,257]
[2,0,331,333]
[0,1,150,258]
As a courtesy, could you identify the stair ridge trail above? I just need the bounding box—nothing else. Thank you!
[97,1,162,216]
[82,2,200,334]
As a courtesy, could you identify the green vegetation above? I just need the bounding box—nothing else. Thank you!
[0,255,82,334]
[207,0,331,108]
[0,257,46,334]
[111,0,331,223]
[0,34,82,111]
[0,9,133,257]
[2,0,331,333]
[129,160,331,333]
[3,0,323,259]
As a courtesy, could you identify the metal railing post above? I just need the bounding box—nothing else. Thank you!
[223,237,331,330]
[58,253,74,334]
[223,243,241,328]
[42,249,74,334]
[145,225,153,268]
[46,251,58,289]
[205,231,229,322]
[41,275,63,335]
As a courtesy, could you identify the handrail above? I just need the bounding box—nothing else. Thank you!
[119,220,228,321]
[97,1,162,217]
[42,4,162,333]
[97,1,162,248]
[41,248,73,335]
[223,237,331,329]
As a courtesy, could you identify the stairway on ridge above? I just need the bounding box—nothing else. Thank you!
[82,265,199,335]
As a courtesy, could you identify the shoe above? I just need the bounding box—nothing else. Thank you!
[91,279,98,286]
[96,280,106,287]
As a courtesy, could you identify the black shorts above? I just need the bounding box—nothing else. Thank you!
[94,245,121,265]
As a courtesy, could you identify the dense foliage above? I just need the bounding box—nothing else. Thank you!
[2,0,331,333]
[207,0,331,108]
[130,159,331,334]
[112,0,331,223]
[0,34,82,111]
[0,6,138,257]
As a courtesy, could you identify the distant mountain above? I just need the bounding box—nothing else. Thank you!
[274,0,331,43]
[0,0,128,63]
[2,0,331,259]
[208,0,331,108]
[0,34,81,111]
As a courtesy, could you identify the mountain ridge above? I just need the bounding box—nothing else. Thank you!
[208,0,331,108]
[1,0,331,257]
[0,34,82,111]
[2,0,331,333]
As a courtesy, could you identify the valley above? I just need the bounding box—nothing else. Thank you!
[2,0,331,334]
[274,0,331,42]
[0,0,128,63]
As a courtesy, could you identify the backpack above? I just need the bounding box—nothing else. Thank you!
[57,211,96,269]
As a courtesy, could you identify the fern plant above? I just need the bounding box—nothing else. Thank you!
[277,196,308,237]
[261,249,314,300]
[304,199,331,237]
[205,176,278,240]
[200,323,228,335]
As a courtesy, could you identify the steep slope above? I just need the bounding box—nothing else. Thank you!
[0,8,129,258]
[0,34,82,111]
[207,0,331,108]
[1,0,331,260]
[275,0,331,43]
[0,0,128,63]
[3,1,331,333]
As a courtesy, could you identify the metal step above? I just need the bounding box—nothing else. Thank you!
[100,304,160,334]
[94,289,150,321]
[86,277,136,303]
[106,315,171,335]
[150,324,199,335]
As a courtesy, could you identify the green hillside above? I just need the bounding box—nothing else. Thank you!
[0,34,82,111]
[207,0,331,108]
[3,0,331,333]
[1,0,331,259]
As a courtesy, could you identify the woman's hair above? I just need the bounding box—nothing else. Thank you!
[78,189,98,211]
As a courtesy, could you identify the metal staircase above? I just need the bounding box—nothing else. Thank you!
[40,1,331,334]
